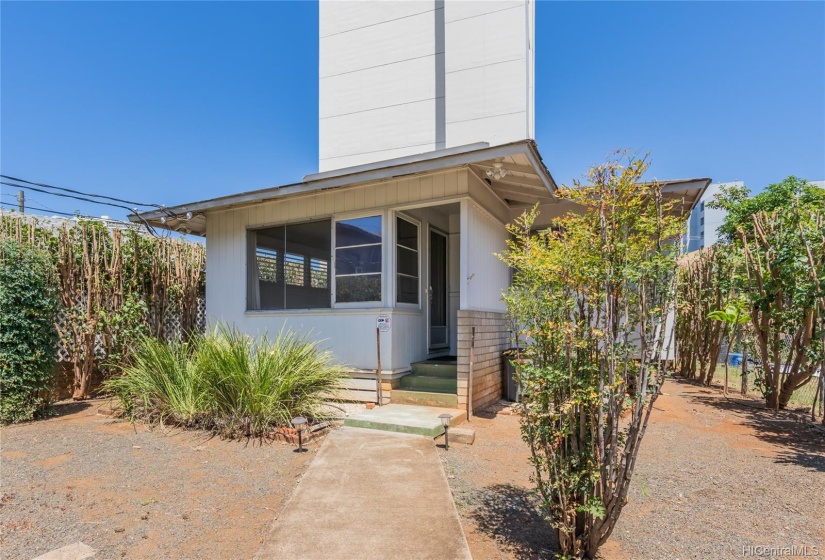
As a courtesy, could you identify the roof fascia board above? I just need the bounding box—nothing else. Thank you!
[132,141,548,222]
[524,143,558,195]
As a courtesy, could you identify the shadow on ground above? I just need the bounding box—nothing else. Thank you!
[50,400,93,417]
[676,378,825,473]
[468,483,558,560]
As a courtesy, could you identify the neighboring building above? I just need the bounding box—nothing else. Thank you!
[319,1,534,171]
[132,1,708,413]
[686,181,741,252]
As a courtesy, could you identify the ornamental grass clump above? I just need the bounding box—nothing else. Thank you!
[104,336,206,425]
[104,326,346,438]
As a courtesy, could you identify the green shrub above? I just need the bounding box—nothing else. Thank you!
[0,240,59,424]
[104,326,346,437]
[103,335,206,425]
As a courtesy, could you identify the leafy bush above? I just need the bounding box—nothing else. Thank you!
[104,326,346,437]
[0,240,59,424]
[501,153,683,558]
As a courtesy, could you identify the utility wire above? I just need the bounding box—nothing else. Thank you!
[1,174,163,209]
[0,202,150,232]
[1,201,86,219]
[0,181,158,235]
[2,181,141,213]
[1,192,61,214]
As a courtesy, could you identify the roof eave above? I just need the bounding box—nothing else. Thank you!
[128,139,557,234]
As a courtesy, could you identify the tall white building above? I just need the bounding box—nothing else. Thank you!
[318,0,535,171]
[686,181,739,252]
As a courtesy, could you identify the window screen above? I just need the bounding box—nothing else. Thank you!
[396,217,419,304]
[335,216,382,303]
[247,219,331,310]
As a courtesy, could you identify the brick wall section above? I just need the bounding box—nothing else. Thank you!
[457,310,510,412]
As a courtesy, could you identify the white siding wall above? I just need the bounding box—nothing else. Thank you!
[318,0,534,172]
[319,1,442,171]
[461,200,509,313]
[204,170,469,370]
[444,0,534,148]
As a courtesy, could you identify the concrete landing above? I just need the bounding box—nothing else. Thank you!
[255,427,472,560]
[343,403,466,437]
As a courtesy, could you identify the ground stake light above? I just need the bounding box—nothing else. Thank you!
[439,413,452,450]
[292,416,308,453]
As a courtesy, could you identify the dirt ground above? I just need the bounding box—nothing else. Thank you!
[3,382,823,560]
[1,399,317,560]
[442,378,825,559]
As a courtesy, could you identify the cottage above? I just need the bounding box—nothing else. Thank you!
[132,1,708,414]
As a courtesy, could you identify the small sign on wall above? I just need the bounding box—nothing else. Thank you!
[376,314,391,332]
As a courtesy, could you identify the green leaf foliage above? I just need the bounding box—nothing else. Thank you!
[103,325,348,438]
[500,151,683,558]
[710,176,825,242]
[0,240,59,424]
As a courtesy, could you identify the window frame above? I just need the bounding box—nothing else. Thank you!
[332,211,385,308]
[246,217,332,312]
[394,213,421,309]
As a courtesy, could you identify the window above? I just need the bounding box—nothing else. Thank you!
[396,216,419,304]
[247,220,331,310]
[335,215,382,303]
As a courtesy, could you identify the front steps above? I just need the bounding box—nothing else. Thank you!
[393,357,458,407]
[342,357,464,437]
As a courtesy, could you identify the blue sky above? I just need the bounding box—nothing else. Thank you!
[2,1,823,222]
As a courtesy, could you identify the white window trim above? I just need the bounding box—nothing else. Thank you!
[394,211,422,310]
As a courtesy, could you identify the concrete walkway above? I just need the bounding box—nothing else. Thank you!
[255,427,472,560]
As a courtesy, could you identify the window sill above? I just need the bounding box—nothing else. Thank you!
[244,307,423,317]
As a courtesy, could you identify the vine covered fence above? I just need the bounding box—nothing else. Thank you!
[0,213,206,399]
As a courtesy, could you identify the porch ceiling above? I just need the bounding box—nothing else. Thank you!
[468,151,558,209]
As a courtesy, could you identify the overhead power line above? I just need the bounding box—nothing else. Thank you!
[0,202,150,232]
[2,192,61,214]
[1,180,140,213]
[0,174,163,209]
[0,181,159,236]
[1,200,94,219]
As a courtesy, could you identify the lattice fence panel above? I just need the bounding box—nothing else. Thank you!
[54,297,206,363]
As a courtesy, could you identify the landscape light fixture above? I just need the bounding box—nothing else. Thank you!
[485,163,509,181]
[439,413,452,450]
[291,416,308,453]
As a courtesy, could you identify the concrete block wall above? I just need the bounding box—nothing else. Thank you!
[456,310,510,412]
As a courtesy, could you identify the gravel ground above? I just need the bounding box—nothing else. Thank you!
[442,378,825,559]
[0,399,319,560]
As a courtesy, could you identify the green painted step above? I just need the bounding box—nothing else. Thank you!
[410,359,458,379]
[399,375,457,393]
[391,389,458,408]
